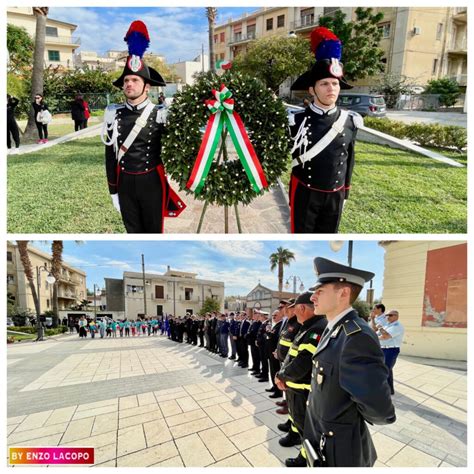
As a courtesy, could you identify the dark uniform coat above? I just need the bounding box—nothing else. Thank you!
[276,316,302,363]
[304,310,396,467]
[105,100,184,233]
[289,104,362,234]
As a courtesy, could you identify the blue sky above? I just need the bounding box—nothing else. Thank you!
[31,240,386,299]
[49,7,253,63]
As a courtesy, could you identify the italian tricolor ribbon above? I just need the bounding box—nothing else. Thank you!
[186,84,268,195]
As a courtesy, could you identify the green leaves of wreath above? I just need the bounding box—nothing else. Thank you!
[162,70,291,207]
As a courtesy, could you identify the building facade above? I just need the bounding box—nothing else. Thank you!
[105,267,225,319]
[214,6,467,91]
[7,7,80,70]
[245,284,295,315]
[171,54,209,85]
[380,241,467,361]
[7,242,87,316]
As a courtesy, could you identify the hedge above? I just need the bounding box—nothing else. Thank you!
[9,325,68,336]
[364,117,467,152]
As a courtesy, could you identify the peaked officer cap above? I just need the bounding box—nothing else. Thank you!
[288,291,314,308]
[309,257,374,290]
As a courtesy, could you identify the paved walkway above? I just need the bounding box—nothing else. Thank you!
[7,335,466,467]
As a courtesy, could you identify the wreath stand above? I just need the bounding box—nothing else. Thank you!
[196,128,243,234]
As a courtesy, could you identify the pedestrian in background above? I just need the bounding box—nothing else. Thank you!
[71,94,86,131]
[32,93,50,143]
[7,94,21,153]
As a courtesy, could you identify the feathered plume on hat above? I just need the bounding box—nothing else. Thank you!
[112,20,166,88]
[310,26,342,61]
[290,26,352,91]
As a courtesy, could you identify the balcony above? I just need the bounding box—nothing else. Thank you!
[58,292,77,300]
[46,35,81,46]
[58,275,80,285]
[448,38,467,56]
[229,32,256,45]
[449,74,467,86]
[452,8,467,23]
[291,15,320,32]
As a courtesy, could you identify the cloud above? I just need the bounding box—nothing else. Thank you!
[50,7,209,63]
[205,241,265,259]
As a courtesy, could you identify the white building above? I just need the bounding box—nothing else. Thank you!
[171,54,209,85]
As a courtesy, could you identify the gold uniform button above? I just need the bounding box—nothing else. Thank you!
[306,401,310,407]
[328,431,334,436]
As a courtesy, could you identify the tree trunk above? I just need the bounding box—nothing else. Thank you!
[207,7,217,72]
[51,240,63,328]
[278,261,283,297]
[23,8,48,140]
[17,241,41,318]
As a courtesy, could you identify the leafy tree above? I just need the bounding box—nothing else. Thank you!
[199,297,221,315]
[319,7,385,81]
[370,73,413,108]
[423,78,461,107]
[233,35,313,93]
[352,298,371,320]
[147,57,179,82]
[7,24,34,72]
[269,247,296,296]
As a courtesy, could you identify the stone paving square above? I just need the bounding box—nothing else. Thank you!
[7,334,467,467]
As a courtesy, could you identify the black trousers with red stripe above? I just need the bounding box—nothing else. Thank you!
[118,170,164,233]
[290,177,345,234]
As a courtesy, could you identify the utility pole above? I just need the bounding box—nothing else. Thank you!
[202,43,205,72]
[141,254,147,316]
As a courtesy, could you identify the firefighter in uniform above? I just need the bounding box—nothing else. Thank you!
[102,20,185,233]
[274,299,299,418]
[289,26,363,233]
[303,258,396,467]
[275,292,327,467]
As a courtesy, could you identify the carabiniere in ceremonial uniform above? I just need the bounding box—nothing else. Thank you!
[102,20,185,233]
[289,26,363,234]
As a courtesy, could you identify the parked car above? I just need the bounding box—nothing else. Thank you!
[7,317,15,327]
[336,93,387,117]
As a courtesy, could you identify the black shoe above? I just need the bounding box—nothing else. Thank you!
[265,387,277,393]
[258,378,269,383]
[228,356,236,360]
[269,391,282,398]
[277,420,291,433]
[240,364,248,368]
[279,432,301,447]
[285,454,306,467]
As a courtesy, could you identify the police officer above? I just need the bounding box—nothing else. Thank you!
[228,313,239,360]
[103,20,185,233]
[275,299,300,417]
[275,292,327,467]
[303,257,396,467]
[256,311,271,382]
[238,313,251,368]
[265,308,285,398]
[289,27,363,233]
[247,311,262,375]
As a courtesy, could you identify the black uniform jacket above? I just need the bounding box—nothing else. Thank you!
[246,320,261,344]
[290,105,361,199]
[304,310,396,467]
[277,315,327,392]
[105,101,164,194]
[265,320,282,354]
[276,316,301,362]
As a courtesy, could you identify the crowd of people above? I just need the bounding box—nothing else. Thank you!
[64,258,404,467]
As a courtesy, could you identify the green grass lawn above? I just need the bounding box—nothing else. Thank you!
[7,333,36,342]
[8,138,467,233]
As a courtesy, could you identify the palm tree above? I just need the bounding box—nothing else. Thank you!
[23,7,49,140]
[50,240,63,327]
[269,247,295,296]
[206,7,217,72]
[16,241,41,320]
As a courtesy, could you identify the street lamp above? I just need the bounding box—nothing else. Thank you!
[329,240,353,267]
[285,275,305,296]
[93,284,101,320]
[36,265,56,341]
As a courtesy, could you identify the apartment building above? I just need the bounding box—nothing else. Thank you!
[7,7,80,70]
[7,242,87,315]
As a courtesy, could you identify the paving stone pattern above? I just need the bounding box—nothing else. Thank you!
[7,334,467,467]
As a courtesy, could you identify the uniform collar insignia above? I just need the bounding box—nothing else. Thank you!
[309,103,338,116]
[125,98,151,111]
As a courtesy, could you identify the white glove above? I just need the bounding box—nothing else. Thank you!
[111,194,121,213]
